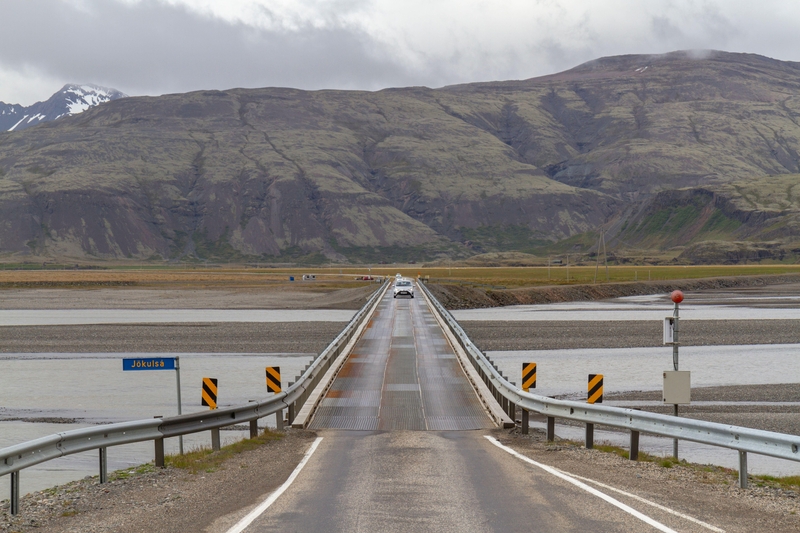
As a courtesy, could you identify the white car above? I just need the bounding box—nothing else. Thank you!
[393,278,414,298]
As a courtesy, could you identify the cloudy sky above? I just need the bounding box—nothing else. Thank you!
[2,0,800,105]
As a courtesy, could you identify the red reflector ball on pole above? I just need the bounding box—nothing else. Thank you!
[671,290,684,304]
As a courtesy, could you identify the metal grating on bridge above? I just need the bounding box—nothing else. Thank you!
[309,288,493,431]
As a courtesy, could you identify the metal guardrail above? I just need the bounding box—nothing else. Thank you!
[1,281,388,515]
[419,280,800,487]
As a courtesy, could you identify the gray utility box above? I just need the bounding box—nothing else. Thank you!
[663,370,691,404]
[663,317,675,344]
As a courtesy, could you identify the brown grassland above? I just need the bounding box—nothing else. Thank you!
[2,264,800,289]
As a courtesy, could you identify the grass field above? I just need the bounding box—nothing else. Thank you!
[1,264,800,288]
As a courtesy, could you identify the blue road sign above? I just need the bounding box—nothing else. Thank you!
[123,357,176,371]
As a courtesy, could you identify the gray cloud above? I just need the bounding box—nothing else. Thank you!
[3,1,800,105]
[0,0,412,101]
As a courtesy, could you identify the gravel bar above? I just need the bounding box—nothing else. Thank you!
[0,322,346,354]
[460,319,800,351]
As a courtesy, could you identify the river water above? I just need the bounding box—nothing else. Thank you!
[453,290,800,477]
[3,289,800,501]
[0,351,316,501]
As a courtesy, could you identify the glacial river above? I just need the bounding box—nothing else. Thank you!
[2,289,800,501]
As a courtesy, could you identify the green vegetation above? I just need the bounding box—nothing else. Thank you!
[571,440,800,492]
[756,474,800,490]
[192,228,245,262]
[458,225,551,253]
[699,210,742,236]
[328,242,461,264]
[3,52,800,262]
[109,462,157,481]
[165,429,283,474]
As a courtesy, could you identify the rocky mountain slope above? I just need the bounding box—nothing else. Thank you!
[0,84,127,132]
[0,51,799,263]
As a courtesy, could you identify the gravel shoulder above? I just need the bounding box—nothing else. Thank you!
[494,427,800,533]
[5,427,798,533]
[1,430,319,533]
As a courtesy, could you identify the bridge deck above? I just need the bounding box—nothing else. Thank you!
[309,288,492,430]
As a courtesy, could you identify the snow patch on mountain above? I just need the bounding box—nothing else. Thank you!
[0,84,127,132]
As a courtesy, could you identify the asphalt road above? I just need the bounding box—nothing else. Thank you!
[225,288,702,532]
[238,430,674,533]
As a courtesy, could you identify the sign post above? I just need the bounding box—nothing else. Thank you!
[666,290,684,459]
[122,356,183,454]
[175,356,183,455]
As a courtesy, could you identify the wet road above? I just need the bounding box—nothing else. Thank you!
[309,292,492,431]
[235,288,685,532]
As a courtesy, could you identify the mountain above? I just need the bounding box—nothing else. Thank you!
[0,84,127,132]
[0,51,799,264]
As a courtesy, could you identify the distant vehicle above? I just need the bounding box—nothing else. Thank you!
[302,274,316,281]
[395,273,402,279]
[355,275,374,280]
[393,278,414,298]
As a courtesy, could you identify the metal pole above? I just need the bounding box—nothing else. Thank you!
[154,438,165,468]
[739,451,748,488]
[521,409,529,435]
[630,431,639,461]
[585,423,594,449]
[10,470,20,515]
[211,428,221,451]
[673,301,679,459]
[99,447,108,483]
[546,416,555,442]
[175,356,183,455]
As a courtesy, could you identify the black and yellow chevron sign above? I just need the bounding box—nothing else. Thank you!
[201,377,218,409]
[266,366,281,394]
[522,362,537,391]
[588,374,603,404]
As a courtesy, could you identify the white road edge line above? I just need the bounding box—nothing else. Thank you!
[226,436,324,533]
[485,436,678,533]
[565,471,725,532]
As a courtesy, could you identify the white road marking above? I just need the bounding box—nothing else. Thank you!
[226,436,324,533]
[565,472,725,532]
[486,436,679,533]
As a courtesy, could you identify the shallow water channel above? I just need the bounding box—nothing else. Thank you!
[0,352,314,501]
[3,289,800,501]
[487,344,800,477]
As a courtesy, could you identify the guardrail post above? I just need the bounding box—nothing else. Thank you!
[508,401,516,421]
[288,402,296,424]
[521,409,529,434]
[276,409,284,430]
[546,416,555,441]
[739,451,748,488]
[154,438,165,468]
[211,428,221,451]
[249,420,258,439]
[630,431,639,461]
[585,423,594,449]
[10,470,20,515]
[99,447,108,483]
